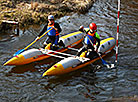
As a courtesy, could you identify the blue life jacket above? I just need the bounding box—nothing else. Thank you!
[84,35,95,44]
[47,23,56,36]
[84,31,100,45]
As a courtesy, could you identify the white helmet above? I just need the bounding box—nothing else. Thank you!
[48,15,54,20]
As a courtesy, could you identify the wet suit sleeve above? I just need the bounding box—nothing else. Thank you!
[54,22,62,33]
[94,33,100,49]
[38,22,48,37]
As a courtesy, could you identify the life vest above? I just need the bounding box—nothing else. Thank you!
[84,31,96,45]
[47,23,59,36]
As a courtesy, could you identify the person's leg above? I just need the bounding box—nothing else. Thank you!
[54,35,59,45]
[49,36,56,45]
[86,44,99,59]
[76,46,87,56]
[87,44,95,51]
[42,36,51,48]
[49,36,57,50]
[43,36,56,49]
[52,35,59,50]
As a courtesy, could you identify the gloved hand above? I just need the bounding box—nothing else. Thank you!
[93,45,98,52]
[93,45,97,49]
[35,36,40,41]
[79,25,84,32]
[51,26,57,31]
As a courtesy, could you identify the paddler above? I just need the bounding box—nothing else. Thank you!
[77,23,100,59]
[35,15,62,50]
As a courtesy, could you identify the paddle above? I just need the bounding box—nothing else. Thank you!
[13,28,53,56]
[82,30,114,68]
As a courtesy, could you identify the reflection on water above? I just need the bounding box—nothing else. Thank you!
[0,0,138,101]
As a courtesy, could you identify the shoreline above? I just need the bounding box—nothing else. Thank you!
[0,0,95,31]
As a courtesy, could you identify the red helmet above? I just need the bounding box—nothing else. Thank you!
[89,23,97,31]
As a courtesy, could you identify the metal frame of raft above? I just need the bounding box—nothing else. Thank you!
[42,49,90,62]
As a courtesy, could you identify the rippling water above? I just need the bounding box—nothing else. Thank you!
[0,0,138,101]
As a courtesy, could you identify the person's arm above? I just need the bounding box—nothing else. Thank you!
[35,22,48,41]
[95,37,100,49]
[38,23,48,37]
[94,33,100,51]
[54,23,62,33]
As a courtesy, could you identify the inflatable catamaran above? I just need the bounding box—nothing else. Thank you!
[4,30,84,66]
[42,37,116,76]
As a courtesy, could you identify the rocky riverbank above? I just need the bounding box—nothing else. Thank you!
[0,0,95,30]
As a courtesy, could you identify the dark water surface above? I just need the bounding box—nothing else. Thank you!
[0,0,138,101]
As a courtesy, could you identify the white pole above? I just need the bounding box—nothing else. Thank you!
[115,0,120,63]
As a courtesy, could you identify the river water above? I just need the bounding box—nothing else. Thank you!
[0,0,138,102]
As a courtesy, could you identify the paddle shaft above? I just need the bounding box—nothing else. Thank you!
[24,28,53,50]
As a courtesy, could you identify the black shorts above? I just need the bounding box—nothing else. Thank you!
[45,36,56,44]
